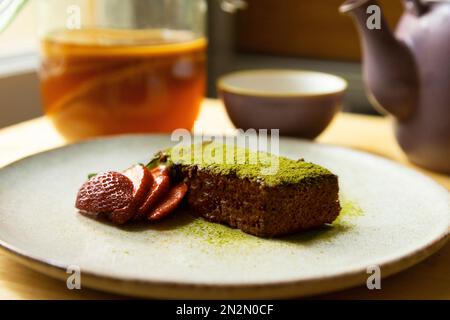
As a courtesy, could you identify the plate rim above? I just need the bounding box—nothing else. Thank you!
[0,134,449,298]
[0,232,447,299]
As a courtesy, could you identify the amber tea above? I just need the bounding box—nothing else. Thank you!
[40,29,206,140]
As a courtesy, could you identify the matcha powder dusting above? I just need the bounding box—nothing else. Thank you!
[179,218,257,247]
[167,142,335,186]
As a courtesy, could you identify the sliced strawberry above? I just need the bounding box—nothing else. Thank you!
[150,165,170,176]
[135,166,170,220]
[108,164,153,224]
[123,164,153,208]
[147,182,188,221]
[108,206,135,225]
[75,172,134,215]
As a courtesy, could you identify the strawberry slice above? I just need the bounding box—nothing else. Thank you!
[109,164,153,224]
[76,172,134,216]
[75,164,183,225]
[147,182,188,221]
[135,166,170,220]
[150,165,170,176]
[123,164,153,208]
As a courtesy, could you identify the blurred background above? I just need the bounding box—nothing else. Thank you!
[0,0,403,128]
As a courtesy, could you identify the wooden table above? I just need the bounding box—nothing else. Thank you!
[0,99,448,299]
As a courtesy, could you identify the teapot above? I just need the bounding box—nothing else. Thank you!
[339,0,450,174]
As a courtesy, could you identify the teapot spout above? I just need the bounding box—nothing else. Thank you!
[340,0,418,120]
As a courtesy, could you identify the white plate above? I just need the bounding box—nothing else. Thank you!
[0,135,448,299]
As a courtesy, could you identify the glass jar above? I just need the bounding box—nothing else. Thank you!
[37,0,207,141]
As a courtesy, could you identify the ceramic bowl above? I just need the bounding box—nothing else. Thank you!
[217,69,347,139]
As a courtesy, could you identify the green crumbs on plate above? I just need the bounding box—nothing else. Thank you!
[333,198,364,225]
[165,142,335,186]
[172,197,364,247]
[178,218,258,246]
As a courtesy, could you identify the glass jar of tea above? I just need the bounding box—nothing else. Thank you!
[37,0,206,140]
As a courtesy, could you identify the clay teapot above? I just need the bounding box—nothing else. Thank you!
[340,0,450,174]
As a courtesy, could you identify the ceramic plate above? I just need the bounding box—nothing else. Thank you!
[0,135,448,299]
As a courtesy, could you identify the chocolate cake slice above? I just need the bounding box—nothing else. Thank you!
[153,142,340,237]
